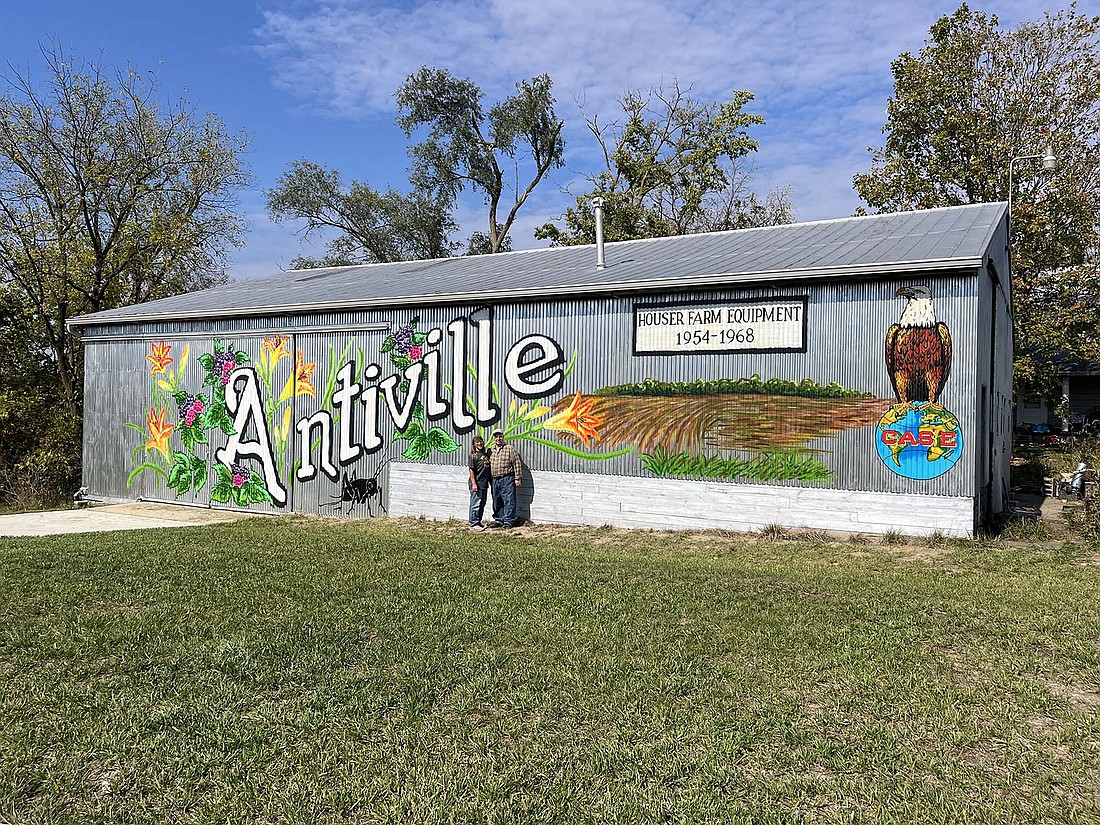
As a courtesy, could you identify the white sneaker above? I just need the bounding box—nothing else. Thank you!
[468,523,486,531]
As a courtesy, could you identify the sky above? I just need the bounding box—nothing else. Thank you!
[3,0,1093,281]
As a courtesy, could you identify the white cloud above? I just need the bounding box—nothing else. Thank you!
[247,0,1100,263]
[230,189,327,280]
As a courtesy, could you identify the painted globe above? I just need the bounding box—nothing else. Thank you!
[875,404,963,480]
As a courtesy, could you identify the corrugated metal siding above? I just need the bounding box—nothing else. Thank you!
[476,276,977,497]
[287,327,395,518]
[83,272,982,509]
[971,218,1013,524]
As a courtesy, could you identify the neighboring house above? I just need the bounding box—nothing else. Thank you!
[1016,355,1100,434]
[1057,355,1100,432]
[69,203,1012,537]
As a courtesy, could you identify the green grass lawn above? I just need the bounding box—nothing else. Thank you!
[2,518,1099,824]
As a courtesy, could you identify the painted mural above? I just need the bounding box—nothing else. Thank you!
[876,285,963,479]
[122,288,960,513]
[552,376,890,482]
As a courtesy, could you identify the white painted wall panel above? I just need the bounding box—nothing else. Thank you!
[388,463,976,538]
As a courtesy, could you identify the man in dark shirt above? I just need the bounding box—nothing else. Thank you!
[488,430,523,528]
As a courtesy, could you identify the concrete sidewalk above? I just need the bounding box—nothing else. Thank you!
[0,502,257,537]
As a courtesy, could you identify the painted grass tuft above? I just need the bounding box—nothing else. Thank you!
[640,447,833,482]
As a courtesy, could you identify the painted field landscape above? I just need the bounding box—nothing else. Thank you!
[550,377,894,481]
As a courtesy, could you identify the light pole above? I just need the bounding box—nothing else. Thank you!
[1006,143,1058,432]
[1007,143,1057,221]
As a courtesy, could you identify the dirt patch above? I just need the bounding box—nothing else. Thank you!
[101,502,257,524]
[1046,678,1100,712]
[1026,713,1061,734]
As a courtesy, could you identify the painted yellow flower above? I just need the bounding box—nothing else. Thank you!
[279,351,316,402]
[144,406,174,458]
[542,392,603,447]
[275,405,294,445]
[146,340,173,376]
[524,404,550,421]
[262,334,291,368]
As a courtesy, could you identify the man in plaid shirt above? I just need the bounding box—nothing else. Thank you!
[488,430,523,528]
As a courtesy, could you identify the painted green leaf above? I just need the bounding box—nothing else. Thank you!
[381,334,395,354]
[198,353,215,370]
[126,462,166,487]
[187,454,207,491]
[209,384,227,410]
[232,485,250,507]
[166,451,196,494]
[394,419,424,442]
[402,435,431,461]
[179,425,207,452]
[211,481,232,503]
[205,405,235,436]
[244,473,273,504]
[426,427,460,453]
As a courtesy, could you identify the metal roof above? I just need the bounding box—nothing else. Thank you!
[71,202,1007,327]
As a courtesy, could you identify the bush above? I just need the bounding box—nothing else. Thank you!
[0,402,81,510]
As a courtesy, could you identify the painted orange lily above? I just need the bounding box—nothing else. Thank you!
[542,392,603,447]
[279,351,317,402]
[262,334,291,368]
[145,406,174,458]
[146,340,173,376]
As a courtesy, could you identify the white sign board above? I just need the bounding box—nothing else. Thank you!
[634,298,807,354]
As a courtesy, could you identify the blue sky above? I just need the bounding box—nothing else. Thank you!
[4,0,1090,280]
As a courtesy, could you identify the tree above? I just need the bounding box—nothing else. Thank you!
[0,284,77,505]
[396,68,565,254]
[853,4,1100,398]
[266,159,458,268]
[465,225,512,256]
[536,83,793,246]
[0,47,248,419]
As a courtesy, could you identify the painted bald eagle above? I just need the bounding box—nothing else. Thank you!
[885,285,952,409]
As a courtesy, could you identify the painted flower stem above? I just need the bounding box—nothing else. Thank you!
[127,462,168,486]
[519,436,634,460]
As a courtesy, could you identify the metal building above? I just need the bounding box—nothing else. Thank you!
[70,202,1012,537]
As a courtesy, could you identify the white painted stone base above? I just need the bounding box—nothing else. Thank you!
[388,463,975,538]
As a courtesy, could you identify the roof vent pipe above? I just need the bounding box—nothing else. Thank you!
[593,196,606,270]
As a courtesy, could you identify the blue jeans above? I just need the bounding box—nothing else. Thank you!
[491,475,517,526]
[469,485,488,525]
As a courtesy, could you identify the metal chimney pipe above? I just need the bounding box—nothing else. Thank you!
[593,196,606,270]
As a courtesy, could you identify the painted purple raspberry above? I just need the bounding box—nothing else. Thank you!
[230,463,249,487]
[214,350,238,385]
[178,394,205,427]
[393,324,414,355]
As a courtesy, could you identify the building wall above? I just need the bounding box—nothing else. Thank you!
[973,222,1014,525]
[389,464,976,537]
[81,270,986,534]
